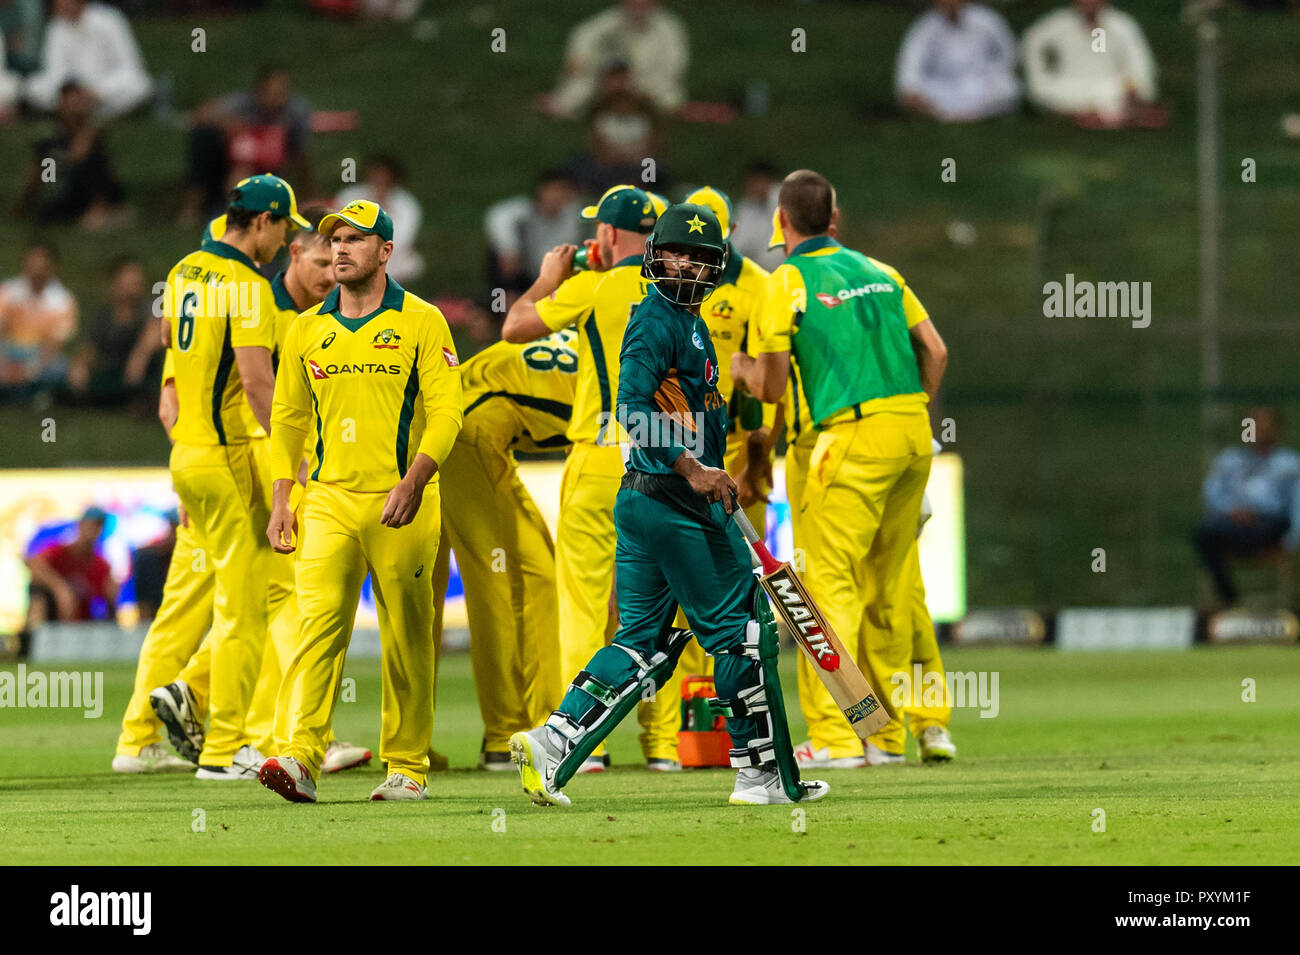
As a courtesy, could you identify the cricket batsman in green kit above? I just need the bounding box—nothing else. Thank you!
[510,203,830,807]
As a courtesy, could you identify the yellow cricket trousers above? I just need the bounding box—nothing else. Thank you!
[556,440,675,760]
[169,440,270,766]
[118,442,314,758]
[435,426,563,754]
[180,484,334,755]
[859,539,950,736]
[115,521,214,756]
[793,411,933,757]
[278,479,440,784]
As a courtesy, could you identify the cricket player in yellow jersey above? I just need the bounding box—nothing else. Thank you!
[161,173,308,779]
[502,185,678,772]
[431,329,576,769]
[259,199,463,803]
[112,350,213,773]
[784,378,957,765]
[733,169,948,765]
[242,207,371,772]
[116,208,371,775]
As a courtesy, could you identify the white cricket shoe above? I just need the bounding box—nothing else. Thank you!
[646,758,682,772]
[918,726,957,763]
[112,743,194,774]
[509,727,571,807]
[149,679,204,764]
[729,766,830,806]
[321,739,372,773]
[793,739,866,769]
[258,755,318,803]
[370,772,427,801]
[864,742,906,766]
[575,754,606,774]
[195,744,264,780]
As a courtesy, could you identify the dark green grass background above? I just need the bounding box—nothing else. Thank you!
[2,646,1297,865]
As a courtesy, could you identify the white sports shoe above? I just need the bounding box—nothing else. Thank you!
[646,758,682,772]
[370,772,427,801]
[864,742,906,766]
[195,744,264,780]
[258,755,318,803]
[509,727,571,807]
[729,766,830,806]
[918,725,957,763]
[793,739,866,769]
[575,754,606,774]
[149,680,204,764]
[112,743,194,774]
[321,739,372,773]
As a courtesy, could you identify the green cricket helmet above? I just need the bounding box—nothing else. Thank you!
[642,202,729,307]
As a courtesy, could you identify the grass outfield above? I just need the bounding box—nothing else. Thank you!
[2,646,1298,865]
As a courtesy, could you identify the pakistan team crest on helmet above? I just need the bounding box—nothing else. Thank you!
[641,202,729,307]
[372,328,401,350]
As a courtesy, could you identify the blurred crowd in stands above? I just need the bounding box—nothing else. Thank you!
[3,0,1297,416]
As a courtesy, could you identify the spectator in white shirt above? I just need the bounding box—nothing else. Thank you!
[895,0,1020,123]
[336,155,426,285]
[25,0,152,120]
[1022,0,1164,128]
[537,0,689,119]
[484,169,583,299]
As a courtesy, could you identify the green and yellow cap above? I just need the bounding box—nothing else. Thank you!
[230,173,310,229]
[580,185,658,232]
[685,186,733,238]
[318,199,395,242]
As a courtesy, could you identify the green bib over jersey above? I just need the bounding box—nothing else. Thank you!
[786,237,923,425]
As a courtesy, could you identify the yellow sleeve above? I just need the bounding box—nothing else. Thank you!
[415,308,464,468]
[161,347,175,385]
[535,270,598,333]
[902,284,928,328]
[270,317,312,483]
[231,270,277,349]
[872,258,929,329]
[754,264,804,355]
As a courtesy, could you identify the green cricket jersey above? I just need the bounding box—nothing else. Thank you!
[757,236,929,426]
[618,286,729,519]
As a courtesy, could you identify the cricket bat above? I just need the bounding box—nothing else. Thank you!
[731,506,892,739]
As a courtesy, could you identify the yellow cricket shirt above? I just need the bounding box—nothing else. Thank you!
[461,328,577,453]
[164,239,277,446]
[701,248,776,432]
[268,271,302,362]
[534,256,648,446]
[782,351,817,447]
[270,276,463,492]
